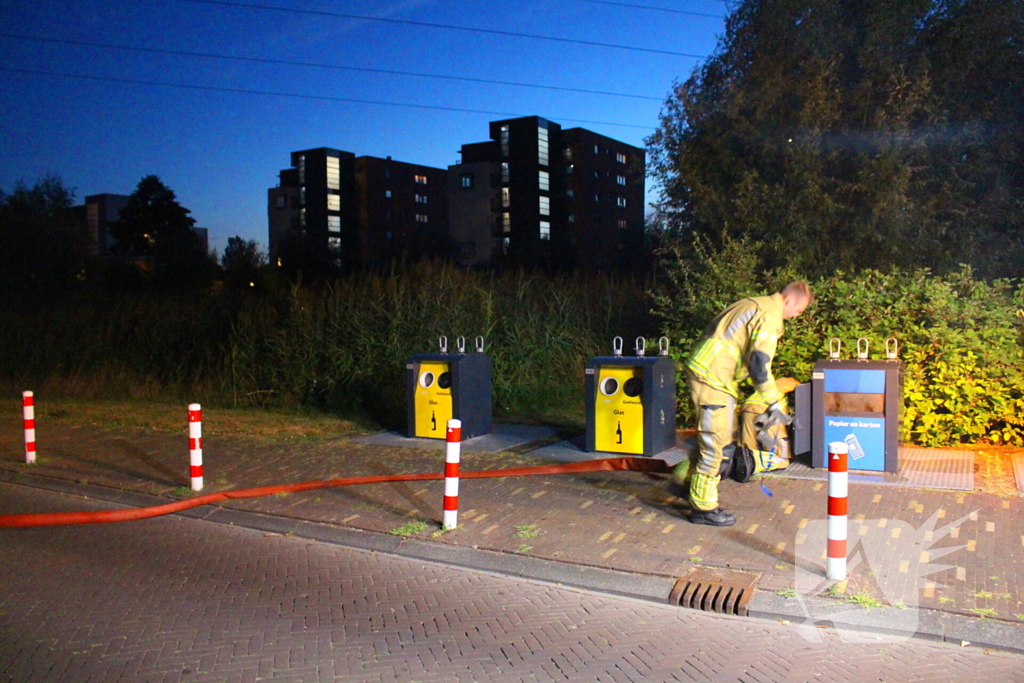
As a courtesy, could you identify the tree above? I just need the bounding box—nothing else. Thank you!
[221,236,267,288]
[110,175,213,286]
[647,0,1024,279]
[0,174,87,291]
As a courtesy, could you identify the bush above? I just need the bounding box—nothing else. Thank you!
[654,235,1024,446]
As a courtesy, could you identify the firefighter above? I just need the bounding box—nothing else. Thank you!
[680,281,812,526]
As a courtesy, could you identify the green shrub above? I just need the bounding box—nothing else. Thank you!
[654,237,1024,446]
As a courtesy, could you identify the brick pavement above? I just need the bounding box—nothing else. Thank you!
[1,420,1022,641]
[4,483,1024,683]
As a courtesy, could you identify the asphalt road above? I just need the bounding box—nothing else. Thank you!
[2,482,1023,682]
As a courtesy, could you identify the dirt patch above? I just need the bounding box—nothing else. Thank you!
[972,446,1021,497]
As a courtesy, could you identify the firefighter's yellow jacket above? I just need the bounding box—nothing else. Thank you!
[685,293,785,405]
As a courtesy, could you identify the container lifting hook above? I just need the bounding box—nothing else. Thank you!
[886,337,899,360]
[829,337,842,360]
[857,338,869,361]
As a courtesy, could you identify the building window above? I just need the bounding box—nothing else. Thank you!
[500,125,510,158]
[502,212,511,232]
[297,155,305,184]
[327,194,340,211]
[568,213,575,223]
[460,173,474,188]
[538,126,549,166]
[540,221,550,241]
[415,214,428,223]
[328,236,341,248]
[276,195,286,209]
[501,162,510,183]
[414,175,427,184]
[617,175,626,186]
[564,145,573,160]
[502,236,510,252]
[538,170,549,191]
[594,171,600,179]
[385,166,391,178]
[385,190,392,198]
[616,152,627,163]
[539,196,550,216]
[328,216,341,232]
[501,187,510,208]
[618,219,627,229]
[386,231,393,239]
[566,164,573,174]
[594,145,600,154]
[326,156,340,190]
[594,192,601,201]
[299,187,306,206]
[299,207,306,226]
[415,194,428,204]
[617,197,627,207]
[566,189,574,198]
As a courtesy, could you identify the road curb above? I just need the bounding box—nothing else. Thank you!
[3,467,1023,654]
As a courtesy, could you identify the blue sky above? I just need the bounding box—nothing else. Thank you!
[0,0,728,254]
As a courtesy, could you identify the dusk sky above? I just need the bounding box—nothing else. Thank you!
[1,0,728,254]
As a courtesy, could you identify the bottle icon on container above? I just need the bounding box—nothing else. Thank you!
[845,433,866,460]
[616,421,623,444]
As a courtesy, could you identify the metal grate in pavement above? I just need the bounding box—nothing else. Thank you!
[767,447,975,491]
[1012,451,1024,496]
[668,567,760,616]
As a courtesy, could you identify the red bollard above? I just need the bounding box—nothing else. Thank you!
[827,441,849,580]
[443,419,462,530]
[23,391,36,464]
[189,403,203,491]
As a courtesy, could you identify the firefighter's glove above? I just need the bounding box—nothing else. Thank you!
[756,402,793,432]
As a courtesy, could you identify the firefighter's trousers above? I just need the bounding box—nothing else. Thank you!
[684,377,736,512]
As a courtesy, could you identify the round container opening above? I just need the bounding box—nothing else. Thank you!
[438,372,452,389]
[623,377,643,398]
[419,371,435,388]
[600,377,619,396]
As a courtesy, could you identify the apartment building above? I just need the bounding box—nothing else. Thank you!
[450,116,645,271]
[268,148,448,273]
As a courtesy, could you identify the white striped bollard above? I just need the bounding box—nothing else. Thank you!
[827,441,849,581]
[189,403,203,491]
[443,419,462,530]
[23,391,36,464]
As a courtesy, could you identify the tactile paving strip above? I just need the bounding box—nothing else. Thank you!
[769,447,975,491]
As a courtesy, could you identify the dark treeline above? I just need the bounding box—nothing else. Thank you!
[647,0,1024,281]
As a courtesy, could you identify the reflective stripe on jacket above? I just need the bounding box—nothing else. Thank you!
[684,293,785,403]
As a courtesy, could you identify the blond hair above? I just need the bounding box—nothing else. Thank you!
[781,280,813,304]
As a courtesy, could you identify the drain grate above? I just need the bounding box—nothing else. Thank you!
[668,567,760,616]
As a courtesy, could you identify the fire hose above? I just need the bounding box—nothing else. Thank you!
[0,457,672,528]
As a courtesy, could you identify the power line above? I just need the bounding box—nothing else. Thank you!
[573,0,723,19]
[3,68,657,130]
[0,33,664,102]
[182,0,707,59]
